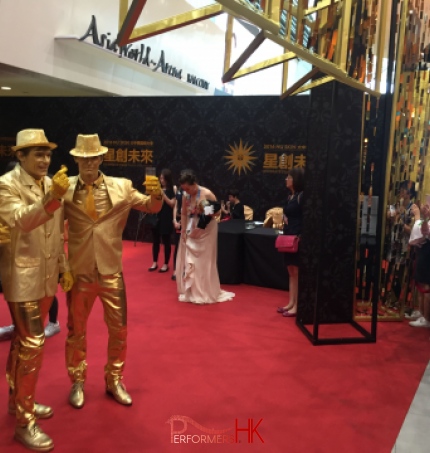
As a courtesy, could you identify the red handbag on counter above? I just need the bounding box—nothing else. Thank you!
[275,235,300,253]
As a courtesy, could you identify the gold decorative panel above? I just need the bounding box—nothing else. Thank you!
[355,0,430,321]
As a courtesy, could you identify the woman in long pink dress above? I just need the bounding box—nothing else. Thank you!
[176,169,235,304]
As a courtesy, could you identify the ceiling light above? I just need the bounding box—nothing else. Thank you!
[1,86,11,90]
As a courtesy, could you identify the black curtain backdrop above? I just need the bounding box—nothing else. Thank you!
[0,96,309,208]
[0,96,310,232]
[0,91,375,324]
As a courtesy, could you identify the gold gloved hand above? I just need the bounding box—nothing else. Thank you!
[50,165,70,199]
[143,175,162,196]
[0,223,10,244]
[60,271,74,292]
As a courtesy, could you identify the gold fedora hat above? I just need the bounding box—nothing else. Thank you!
[12,129,57,152]
[70,134,108,157]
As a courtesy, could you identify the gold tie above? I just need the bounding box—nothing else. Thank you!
[35,179,44,194]
[85,185,98,220]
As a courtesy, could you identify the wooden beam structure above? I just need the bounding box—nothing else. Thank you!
[116,0,386,99]
[222,31,266,83]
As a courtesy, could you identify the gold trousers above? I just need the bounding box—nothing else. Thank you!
[7,297,53,426]
[65,270,127,385]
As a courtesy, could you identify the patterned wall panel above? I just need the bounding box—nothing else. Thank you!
[299,82,364,325]
[0,96,310,236]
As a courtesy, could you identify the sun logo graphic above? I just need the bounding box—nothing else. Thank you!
[224,139,257,175]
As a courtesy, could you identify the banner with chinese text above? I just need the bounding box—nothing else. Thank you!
[0,96,310,236]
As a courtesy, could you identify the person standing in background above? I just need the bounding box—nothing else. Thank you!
[64,133,162,410]
[148,168,176,273]
[0,129,73,452]
[221,189,245,220]
[408,203,430,328]
[386,181,416,314]
[277,168,304,318]
[44,296,61,337]
[172,185,184,281]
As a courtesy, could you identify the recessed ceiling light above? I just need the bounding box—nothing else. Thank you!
[1,86,12,90]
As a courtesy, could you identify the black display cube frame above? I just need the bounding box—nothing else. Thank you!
[295,81,381,345]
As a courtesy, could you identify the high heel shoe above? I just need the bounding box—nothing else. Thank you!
[277,307,289,313]
[148,264,158,272]
[159,266,169,273]
[282,311,296,317]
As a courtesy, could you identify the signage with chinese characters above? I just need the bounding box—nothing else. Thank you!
[224,140,307,175]
[80,16,210,90]
[102,140,153,166]
[263,144,307,173]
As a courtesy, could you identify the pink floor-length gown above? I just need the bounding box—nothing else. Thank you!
[176,217,235,304]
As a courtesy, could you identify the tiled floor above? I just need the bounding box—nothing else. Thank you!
[392,362,430,452]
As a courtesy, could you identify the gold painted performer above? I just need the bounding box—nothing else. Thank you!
[64,133,162,409]
[0,129,73,452]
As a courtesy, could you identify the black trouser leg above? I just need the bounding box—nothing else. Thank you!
[161,233,171,265]
[49,296,58,324]
[152,227,161,262]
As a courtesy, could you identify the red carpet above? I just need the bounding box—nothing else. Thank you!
[0,240,429,452]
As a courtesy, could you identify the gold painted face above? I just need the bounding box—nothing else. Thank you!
[75,156,103,184]
[18,147,52,181]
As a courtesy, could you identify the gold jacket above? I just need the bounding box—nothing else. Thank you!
[0,165,69,302]
[64,174,162,275]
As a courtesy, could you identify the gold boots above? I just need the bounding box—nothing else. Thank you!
[69,382,84,409]
[105,381,132,406]
[9,402,53,419]
[15,421,54,452]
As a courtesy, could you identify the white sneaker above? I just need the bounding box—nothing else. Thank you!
[0,324,14,341]
[44,322,60,338]
[409,317,430,328]
[405,310,422,320]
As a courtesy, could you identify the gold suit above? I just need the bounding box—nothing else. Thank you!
[64,173,161,387]
[0,165,69,426]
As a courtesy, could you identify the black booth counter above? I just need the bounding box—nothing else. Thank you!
[217,220,288,290]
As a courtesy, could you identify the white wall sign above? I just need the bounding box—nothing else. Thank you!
[80,15,210,90]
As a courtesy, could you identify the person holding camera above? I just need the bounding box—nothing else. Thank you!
[148,168,176,274]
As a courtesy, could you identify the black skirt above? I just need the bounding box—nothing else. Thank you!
[415,241,430,285]
[283,238,300,267]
